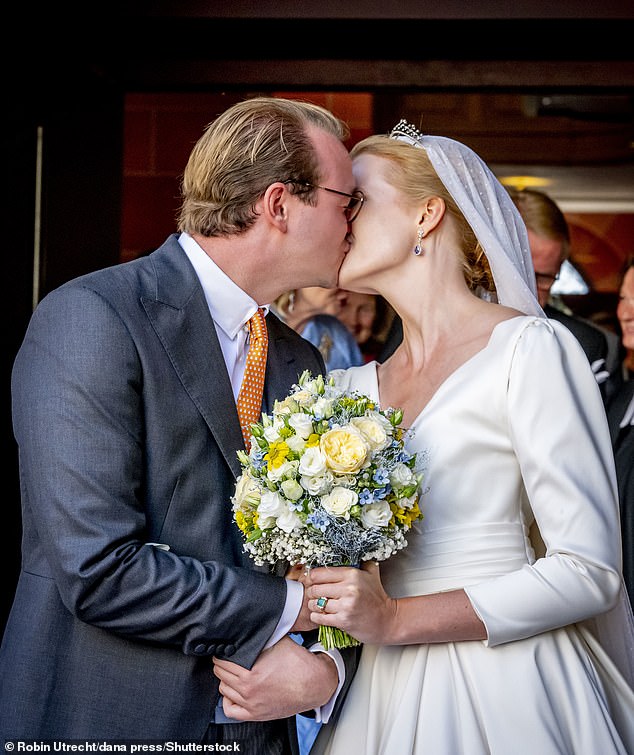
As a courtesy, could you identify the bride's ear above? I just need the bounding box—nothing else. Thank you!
[420,197,445,233]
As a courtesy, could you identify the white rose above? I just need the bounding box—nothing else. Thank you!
[266,459,298,483]
[257,490,287,528]
[231,472,261,510]
[300,470,334,495]
[286,434,307,453]
[390,462,417,489]
[311,397,335,420]
[298,446,327,476]
[263,420,283,443]
[276,506,304,533]
[321,486,358,519]
[368,410,393,432]
[273,397,295,415]
[350,415,390,452]
[288,412,314,439]
[399,493,419,510]
[360,500,392,528]
[281,479,304,501]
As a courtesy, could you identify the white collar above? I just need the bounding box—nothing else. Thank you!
[178,232,268,338]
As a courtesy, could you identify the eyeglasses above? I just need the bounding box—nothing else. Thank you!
[283,180,365,222]
[534,271,560,289]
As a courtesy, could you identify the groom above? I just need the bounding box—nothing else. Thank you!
[1,97,361,752]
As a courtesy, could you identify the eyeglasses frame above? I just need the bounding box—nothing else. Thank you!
[283,179,365,222]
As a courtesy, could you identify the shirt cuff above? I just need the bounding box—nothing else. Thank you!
[264,578,304,649]
[309,644,345,724]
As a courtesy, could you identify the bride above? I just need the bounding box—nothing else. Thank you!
[304,122,634,754]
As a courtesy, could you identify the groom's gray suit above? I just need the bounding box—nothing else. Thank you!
[1,235,356,746]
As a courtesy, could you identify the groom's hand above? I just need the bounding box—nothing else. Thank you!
[288,564,318,632]
[212,635,338,721]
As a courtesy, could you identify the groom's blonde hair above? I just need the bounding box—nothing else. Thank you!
[178,97,349,237]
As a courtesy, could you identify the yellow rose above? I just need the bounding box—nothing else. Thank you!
[291,389,314,407]
[350,415,390,452]
[320,426,368,474]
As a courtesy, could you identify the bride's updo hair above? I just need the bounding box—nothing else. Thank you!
[350,136,495,297]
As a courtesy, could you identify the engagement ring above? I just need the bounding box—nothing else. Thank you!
[316,596,329,612]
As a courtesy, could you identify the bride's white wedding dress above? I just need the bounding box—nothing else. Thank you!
[314,316,634,755]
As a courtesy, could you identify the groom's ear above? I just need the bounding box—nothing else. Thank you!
[420,197,445,231]
[261,182,289,231]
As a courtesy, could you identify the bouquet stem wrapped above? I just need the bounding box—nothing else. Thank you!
[320,625,359,650]
[232,371,424,650]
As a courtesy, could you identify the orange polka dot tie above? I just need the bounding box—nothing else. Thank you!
[236,308,268,450]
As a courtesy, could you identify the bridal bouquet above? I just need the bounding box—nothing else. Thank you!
[231,370,423,649]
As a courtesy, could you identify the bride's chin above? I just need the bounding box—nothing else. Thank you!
[339,247,375,290]
[337,260,359,290]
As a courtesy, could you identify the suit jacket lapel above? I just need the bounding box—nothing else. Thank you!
[141,236,244,478]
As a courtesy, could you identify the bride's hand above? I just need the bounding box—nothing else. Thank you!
[306,562,397,644]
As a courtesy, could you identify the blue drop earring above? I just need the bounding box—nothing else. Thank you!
[413,227,425,256]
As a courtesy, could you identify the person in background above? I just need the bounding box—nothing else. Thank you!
[336,291,395,362]
[508,187,615,395]
[605,256,634,606]
[273,287,364,371]
[1,96,363,751]
[296,124,634,753]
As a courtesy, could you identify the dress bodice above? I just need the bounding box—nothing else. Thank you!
[331,316,624,639]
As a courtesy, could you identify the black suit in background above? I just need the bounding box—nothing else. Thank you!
[544,304,608,369]
[378,315,403,363]
[606,376,634,608]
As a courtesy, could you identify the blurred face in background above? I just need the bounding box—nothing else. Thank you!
[296,287,348,318]
[617,265,634,353]
[337,291,377,345]
[526,228,564,308]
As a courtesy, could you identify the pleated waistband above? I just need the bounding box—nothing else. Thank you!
[381,521,534,597]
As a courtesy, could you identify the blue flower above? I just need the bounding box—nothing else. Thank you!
[307,510,330,532]
[250,449,266,470]
[373,467,390,486]
[374,486,392,500]
[359,488,375,505]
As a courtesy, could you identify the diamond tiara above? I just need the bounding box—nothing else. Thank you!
[389,119,426,147]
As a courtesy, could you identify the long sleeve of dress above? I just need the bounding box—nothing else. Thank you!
[466,318,623,644]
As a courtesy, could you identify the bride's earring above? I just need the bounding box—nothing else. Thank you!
[413,228,425,256]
